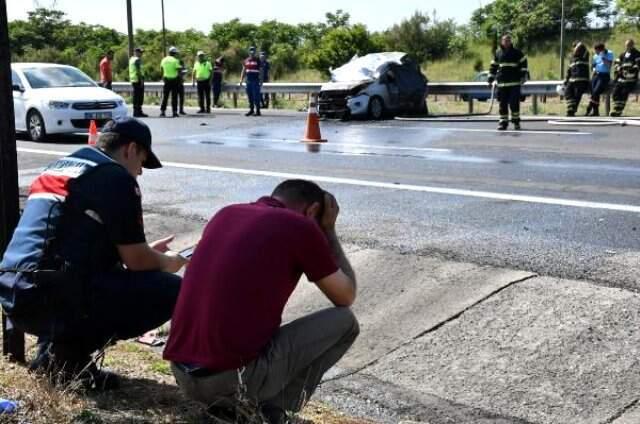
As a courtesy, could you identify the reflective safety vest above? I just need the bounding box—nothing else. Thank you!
[129,56,143,83]
[161,55,181,79]
[244,57,261,81]
[614,48,640,84]
[0,147,117,313]
[193,60,213,81]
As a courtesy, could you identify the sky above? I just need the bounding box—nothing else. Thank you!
[7,0,483,33]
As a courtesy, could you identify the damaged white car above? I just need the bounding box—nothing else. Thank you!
[318,52,428,120]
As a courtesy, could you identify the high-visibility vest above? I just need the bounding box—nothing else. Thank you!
[193,60,213,81]
[129,56,143,83]
[161,55,181,79]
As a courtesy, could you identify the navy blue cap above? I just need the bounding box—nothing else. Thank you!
[102,117,162,169]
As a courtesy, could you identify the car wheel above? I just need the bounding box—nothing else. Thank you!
[27,110,47,142]
[368,96,385,120]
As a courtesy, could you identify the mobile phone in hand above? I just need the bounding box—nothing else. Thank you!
[179,246,195,259]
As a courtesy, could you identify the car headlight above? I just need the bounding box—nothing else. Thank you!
[116,99,125,107]
[48,101,70,109]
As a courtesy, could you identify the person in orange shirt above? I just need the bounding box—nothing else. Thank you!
[99,50,114,90]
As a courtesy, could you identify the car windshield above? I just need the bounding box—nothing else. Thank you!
[23,67,96,89]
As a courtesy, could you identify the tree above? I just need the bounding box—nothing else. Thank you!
[305,24,379,74]
[617,0,640,25]
[470,0,596,47]
[325,10,350,28]
[382,11,457,63]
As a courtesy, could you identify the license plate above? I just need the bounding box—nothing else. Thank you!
[84,112,112,119]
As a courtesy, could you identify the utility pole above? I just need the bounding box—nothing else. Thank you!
[126,0,134,57]
[0,0,25,363]
[560,0,566,79]
[161,0,167,56]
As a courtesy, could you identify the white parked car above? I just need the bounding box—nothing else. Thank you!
[11,63,128,142]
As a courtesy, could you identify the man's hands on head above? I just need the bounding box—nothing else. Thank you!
[320,191,339,234]
[313,191,358,307]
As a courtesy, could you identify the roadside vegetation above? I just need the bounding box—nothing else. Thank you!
[0,331,372,424]
[9,2,640,84]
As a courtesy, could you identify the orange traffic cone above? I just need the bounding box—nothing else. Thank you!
[301,95,326,143]
[87,120,98,146]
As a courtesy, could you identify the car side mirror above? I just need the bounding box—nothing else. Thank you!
[12,84,24,93]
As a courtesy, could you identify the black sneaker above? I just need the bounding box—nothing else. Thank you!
[255,111,262,116]
[180,110,187,115]
[197,109,206,114]
[497,123,508,131]
[172,113,180,118]
[245,110,254,117]
[159,112,166,117]
[139,112,149,118]
[513,122,521,130]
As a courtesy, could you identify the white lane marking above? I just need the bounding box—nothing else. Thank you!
[18,146,640,214]
[358,125,593,136]
[180,134,452,153]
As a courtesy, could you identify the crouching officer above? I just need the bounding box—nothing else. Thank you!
[0,117,187,390]
[488,34,528,131]
[564,42,591,117]
[610,39,640,117]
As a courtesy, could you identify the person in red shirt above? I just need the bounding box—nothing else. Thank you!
[99,50,114,90]
[164,179,358,424]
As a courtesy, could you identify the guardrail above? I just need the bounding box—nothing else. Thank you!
[111,80,639,115]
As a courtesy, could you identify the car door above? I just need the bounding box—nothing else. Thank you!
[11,69,26,131]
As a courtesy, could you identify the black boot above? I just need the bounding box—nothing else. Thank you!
[585,103,593,116]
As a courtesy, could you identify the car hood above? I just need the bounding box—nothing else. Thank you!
[27,86,123,102]
[320,81,372,92]
[329,52,407,83]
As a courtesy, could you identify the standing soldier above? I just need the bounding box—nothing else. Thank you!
[212,56,225,107]
[193,51,213,114]
[610,39,640,117]
[160,46,181,118]
[564,42,590,117]
[239,46,262,116]
[99,50,114,90]
[129,47,148,118]
[260,51,271,109]
[488,34,528,131]
[586,42,614,116]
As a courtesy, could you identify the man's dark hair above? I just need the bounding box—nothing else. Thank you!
[97,132,132,154]
[594,42,605,50]
[272,179,325,209]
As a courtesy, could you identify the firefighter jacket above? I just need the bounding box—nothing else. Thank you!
[489,47,528,87]
[614,48,640,84]
[565,50,591,84]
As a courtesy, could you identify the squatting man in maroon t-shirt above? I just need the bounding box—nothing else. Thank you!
[163,179,359,423]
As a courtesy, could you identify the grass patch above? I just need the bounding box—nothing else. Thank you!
[0,330,368,423]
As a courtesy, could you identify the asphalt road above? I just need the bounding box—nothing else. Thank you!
[16,110,640,289]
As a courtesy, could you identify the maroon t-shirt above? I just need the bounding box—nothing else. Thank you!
[164,197,338,371]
